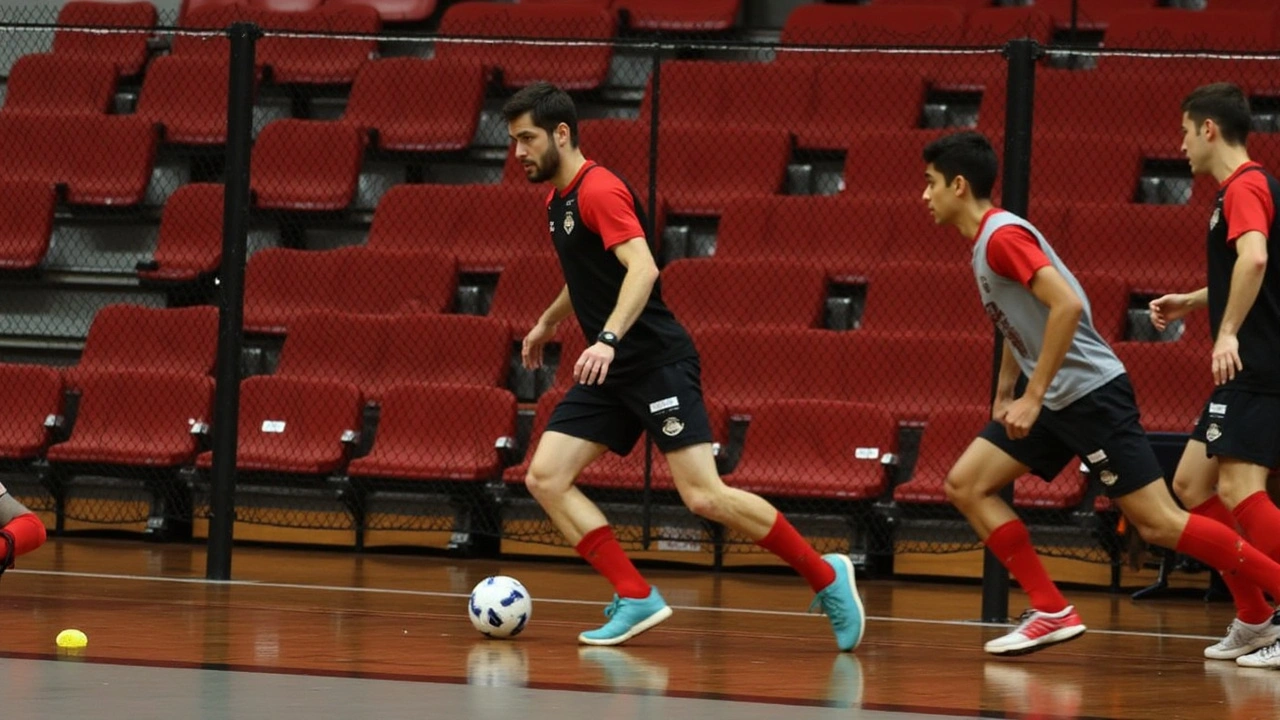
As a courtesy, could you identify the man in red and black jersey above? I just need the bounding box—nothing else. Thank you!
[501,83,864,650]
[1150,82,1280,667]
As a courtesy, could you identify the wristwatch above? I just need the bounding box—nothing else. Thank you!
[597,331,620,348]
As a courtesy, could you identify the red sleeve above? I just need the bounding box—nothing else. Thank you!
[578,169,645,251]
[1223,170,1275,245]
[986,225,1051,288]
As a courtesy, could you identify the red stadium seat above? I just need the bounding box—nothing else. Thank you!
[139,183,224,283]
[368,314,511,396]
[779,4,966,71]
[274,311,386,387]
[661,258,827,331]
[243,247,456,334]
[251,0,324,11]
[846,332,991,420]
[53,1,157,77]
[799,65,929,150]
[649,60,812,136]
[64,304,220,389]
[578,396,730,491]
[173,4,264,65]
[437,2,616,90]
[0,364,64,460]
[1,53,117,116]
[488,253,566,340]
[1062,204,1204,294]
[696,327,857,417]
[964,7,1054,46]
[1105,9,1278,51]
[581,120,790,217]
[135,56,239,146]
[1034,0,1157,29]
[0,181,56,270]
[1033,68,1204,143]
[325,0,439,23]
[349,384,517,480]
[731,400,896,501]
[367,184,549,272]
[0,113,158,206]
[196,375,363,473]
[1114,341,1211,433]
[860,261,989,337]
[714,197,889,277]
[342,58,485,152]
[47,370,214,467]
[1032,135,1143,205]
[618,0,740,32]
[250,119,365,211]
[258,5,381,85]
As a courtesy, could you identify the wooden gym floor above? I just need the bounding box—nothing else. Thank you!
[0,539,1276,720]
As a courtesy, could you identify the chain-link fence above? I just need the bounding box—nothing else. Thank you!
[1,1,1276,575]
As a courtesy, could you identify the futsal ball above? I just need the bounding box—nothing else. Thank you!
[468,575,532,639]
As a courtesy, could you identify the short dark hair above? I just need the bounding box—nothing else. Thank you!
[1182,82,1251,146]
[502,82,579,148]
[922,131,998,200]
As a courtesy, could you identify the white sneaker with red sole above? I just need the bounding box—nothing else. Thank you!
[985,605,1087,656]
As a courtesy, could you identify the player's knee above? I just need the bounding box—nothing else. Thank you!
[1171,471,1212,509]
[1131,517,1180,549]
[682,487,725,523]
[524,464,569,501]
[944,472,978,508]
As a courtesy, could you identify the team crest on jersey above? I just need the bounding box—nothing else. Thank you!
[661,417,685,437]
[980,277,991,294]
[1209,207,1221,231]
[563,211,576,234]
[1206,423,1222,442]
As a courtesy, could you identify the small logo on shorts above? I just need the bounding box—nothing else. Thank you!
[1206,423,1222,442]
[1086,449,1108,464]
[661,417,685,437]
[563,211,576,234]
[649,396,680,414]
[1099,470,1118,486]
[1209,403,1227,417]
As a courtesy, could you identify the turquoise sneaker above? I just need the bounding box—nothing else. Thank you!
[809,554,865,652]
[578,587,673,646]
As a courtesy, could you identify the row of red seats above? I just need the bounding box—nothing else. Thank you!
[780,4,1280,55]
[0,300,1209,502]
[183,0,437,23]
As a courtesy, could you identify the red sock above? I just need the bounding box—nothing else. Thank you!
[1,513,47,566]
[984,520,1068,613]
[575,526,650,599]
[1177,514,1280,601]
[1191,497,1273,624]
[756,513,836,592]
[1233,491,1280,563]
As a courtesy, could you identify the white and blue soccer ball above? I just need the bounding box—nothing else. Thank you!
[468,575,532,639]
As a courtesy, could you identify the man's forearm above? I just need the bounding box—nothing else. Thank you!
[538,285,574,327]
[602,264,659,338]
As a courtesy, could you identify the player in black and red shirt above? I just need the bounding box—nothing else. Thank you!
[1150,82,1280,667]
[502,82,863,650]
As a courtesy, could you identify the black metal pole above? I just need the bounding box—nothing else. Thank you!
[980,37,1039,623]
[206,22,258,581]
[640,45,662,551]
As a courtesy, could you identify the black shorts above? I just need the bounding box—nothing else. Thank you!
[1192,387,1280,469]
[978,374,1165,498]
[546,357,714,456]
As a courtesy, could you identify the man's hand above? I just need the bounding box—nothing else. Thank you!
[521,321,558,369]
[1148,293,1194,332]
[992,394,1014,424]
[1212,332,1243,386]
[574,342,615,385]
[999,395,1043,440]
